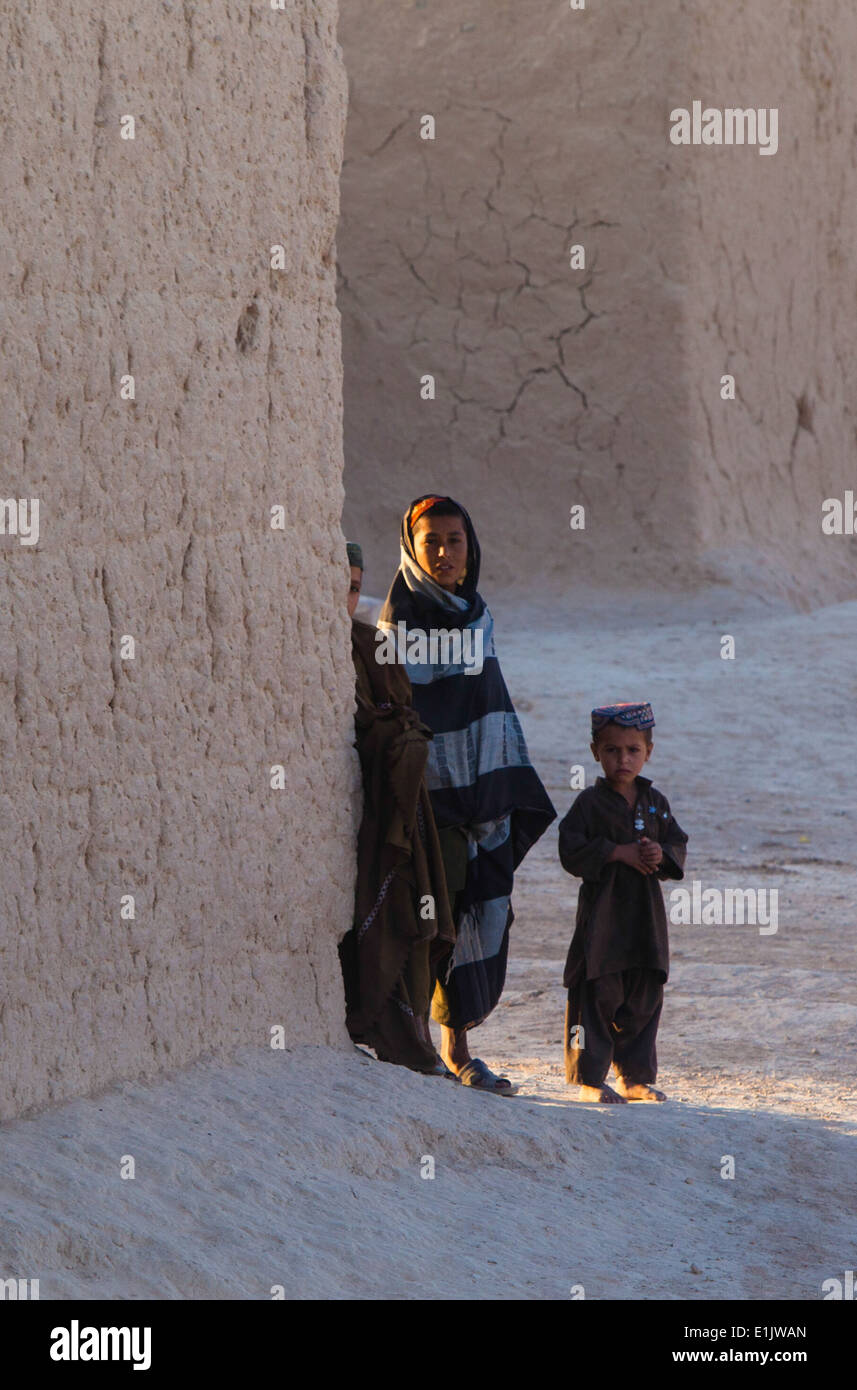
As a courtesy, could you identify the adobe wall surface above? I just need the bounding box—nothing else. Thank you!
[0,0,356,1119]
[337,0,857,606]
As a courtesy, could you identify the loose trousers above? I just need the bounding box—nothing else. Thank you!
[565,967,663,1087]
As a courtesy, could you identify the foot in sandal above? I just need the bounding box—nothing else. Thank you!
[571,1083,628,1103]
[457,1058,516,1095]
[613,1079,667,1102]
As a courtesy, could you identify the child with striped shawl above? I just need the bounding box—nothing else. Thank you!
[379,497,556,1093]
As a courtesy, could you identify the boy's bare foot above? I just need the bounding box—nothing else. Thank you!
[573,1083,628,1103]
[614,1081,667,1102]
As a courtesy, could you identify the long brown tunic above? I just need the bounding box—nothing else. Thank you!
[339,619,455,1070]
[558,775,688,988]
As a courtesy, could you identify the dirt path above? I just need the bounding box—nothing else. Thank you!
[481,588,857,1130]
[0,590,854,1300]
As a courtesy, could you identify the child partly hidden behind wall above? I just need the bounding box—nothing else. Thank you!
[558,703,688,1104]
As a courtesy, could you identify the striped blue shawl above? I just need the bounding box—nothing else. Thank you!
[379,523,555,1030]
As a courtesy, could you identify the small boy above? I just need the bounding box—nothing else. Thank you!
[558,702,688,1104]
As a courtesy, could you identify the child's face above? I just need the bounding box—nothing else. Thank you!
[412,513,468,591]
[591,725,652,790]
[347,566,362,617]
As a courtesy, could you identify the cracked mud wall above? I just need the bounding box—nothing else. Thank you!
[675,0,857,602]
[0,1,355,1120]
[337,0,857,605]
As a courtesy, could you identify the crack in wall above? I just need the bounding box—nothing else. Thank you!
[100,565,119,715]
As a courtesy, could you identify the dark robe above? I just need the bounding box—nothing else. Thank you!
[378,495,556,1032]
[339,619,455,1071]
[558,775,688,988]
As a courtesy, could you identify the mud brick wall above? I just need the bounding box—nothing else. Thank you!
[338,0,857,606]
[0,0,356,1119]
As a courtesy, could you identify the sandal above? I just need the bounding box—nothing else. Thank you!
[457,1058,516,1094]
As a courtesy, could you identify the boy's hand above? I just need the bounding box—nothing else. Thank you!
[611,842,655,875]
[638,837,663,869]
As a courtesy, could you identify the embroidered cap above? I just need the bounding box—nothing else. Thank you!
[591,702,655,737]
[346,541,364,570]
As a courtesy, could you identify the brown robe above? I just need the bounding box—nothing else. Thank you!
[339,620,455,1070]
[558,774,688,1086]
[558,775,688,987]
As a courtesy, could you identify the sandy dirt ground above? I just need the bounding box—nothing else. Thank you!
[1,589,854,1300]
